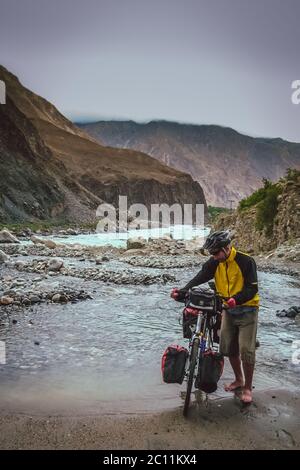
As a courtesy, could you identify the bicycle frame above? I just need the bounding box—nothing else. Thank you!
[190,310,215,352]
[183,308,220,417]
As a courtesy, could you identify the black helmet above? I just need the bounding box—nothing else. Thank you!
[202,230,231,254]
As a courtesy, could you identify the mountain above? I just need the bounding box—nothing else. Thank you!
[0,66,207,223]
[78,120,300,207]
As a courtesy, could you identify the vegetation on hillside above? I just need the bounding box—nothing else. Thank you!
[238,169,299,236]
[208,206,231,222]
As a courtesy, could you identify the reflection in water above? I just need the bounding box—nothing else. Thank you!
[0,266,299,415]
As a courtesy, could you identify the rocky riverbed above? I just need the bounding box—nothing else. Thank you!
[0,231,299,449]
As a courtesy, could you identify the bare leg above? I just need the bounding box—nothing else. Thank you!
[241,361,255,403]
[224,355,245,391]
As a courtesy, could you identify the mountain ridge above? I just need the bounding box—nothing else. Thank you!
[0,65,207,223]
[78,119,300,207]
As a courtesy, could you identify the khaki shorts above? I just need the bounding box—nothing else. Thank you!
[219,306,258,365]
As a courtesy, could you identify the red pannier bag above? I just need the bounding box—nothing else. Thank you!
[161,345,189,384]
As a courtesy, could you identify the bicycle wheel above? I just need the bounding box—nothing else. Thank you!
[183,337,199,417]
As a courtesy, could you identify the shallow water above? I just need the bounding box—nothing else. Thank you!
[0,260,299,415]
[23,225,210,248]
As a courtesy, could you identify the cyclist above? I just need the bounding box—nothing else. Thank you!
[171,230,259,404]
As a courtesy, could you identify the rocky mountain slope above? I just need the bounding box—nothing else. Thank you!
[0,66,207,223]
[214,169,300,258]
[78,120,300,207]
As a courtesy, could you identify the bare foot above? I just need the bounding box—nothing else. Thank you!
[240,388,253,404]
[224,380,244,392]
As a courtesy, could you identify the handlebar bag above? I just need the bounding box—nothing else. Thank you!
[161,345,189,384]
[188,287,221,310]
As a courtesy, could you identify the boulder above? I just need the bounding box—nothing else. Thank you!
[0,249,10,263]
[127,237,147,250]
[31,235,57,249]
[52,294,61,302]
[276,306,300,318]
[121,248,148,256]
[14,260,26,269]
[66,228,79,235]
[44,239,57,249]
[0,229,20,244]
[48,258,64,271]
[0,296,14,305]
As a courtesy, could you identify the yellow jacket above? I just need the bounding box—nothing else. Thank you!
[184,246,259,307]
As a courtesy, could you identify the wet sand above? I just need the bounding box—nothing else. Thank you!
[0,389,299,450]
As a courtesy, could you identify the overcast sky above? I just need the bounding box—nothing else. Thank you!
[1,0,300,142]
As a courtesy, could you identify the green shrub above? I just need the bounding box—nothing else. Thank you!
[255,184,282,236]
[238,178,273,211]
[285,168,300,182]
[208,206,231,222]
[238,178,283,236]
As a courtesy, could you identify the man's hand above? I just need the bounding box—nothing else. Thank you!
[170,288,187,302]
[170,288,179,299]
[227,297,236,308]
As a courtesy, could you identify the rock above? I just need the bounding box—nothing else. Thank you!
[101,255,110,262]
[29,295,41,304]
[3,290,16,297]
[127,237,147,250]
[48,258,64,271]
[44,239,57,249]
[0,249,10,263]
[276,306,300,318]
[31,235,43,245]
[161,234,173,241]
[14,260,26,269]
[66,228,78,235]
[0,229,20,244]
[95,258,102,265]
[34,341,40,346]
[12,319,18,324]
[121,248,148,256]
[52,294,61,302]
[31,235,57,249]
[0,296,14,305]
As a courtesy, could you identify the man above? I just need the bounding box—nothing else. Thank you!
[171,230,259,404]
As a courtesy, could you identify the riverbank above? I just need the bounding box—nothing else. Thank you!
[0,389,299,449]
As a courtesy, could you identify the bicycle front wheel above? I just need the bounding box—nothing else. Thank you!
[183,337,199,417]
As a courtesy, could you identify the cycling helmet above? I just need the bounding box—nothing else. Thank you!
[202,230,231,254]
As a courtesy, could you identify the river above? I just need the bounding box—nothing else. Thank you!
[0,232,299,416]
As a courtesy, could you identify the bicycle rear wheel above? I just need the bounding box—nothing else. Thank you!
[183,337,199,417]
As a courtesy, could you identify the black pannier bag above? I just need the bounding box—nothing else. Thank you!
[161,345,189,384]
[195,350,224,393]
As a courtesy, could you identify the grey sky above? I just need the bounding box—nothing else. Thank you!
[1,0,300,142]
